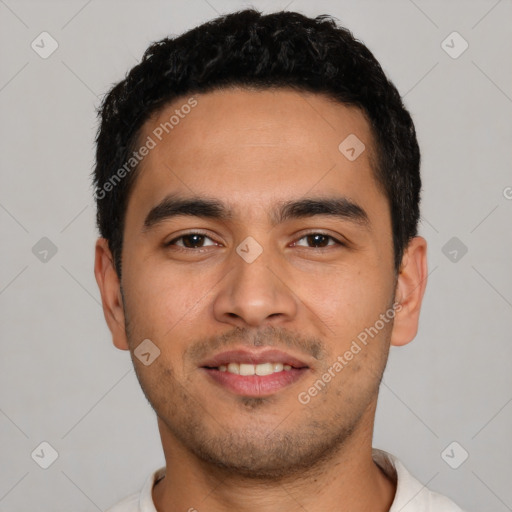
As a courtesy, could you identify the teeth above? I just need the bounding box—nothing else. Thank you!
[216,362,293,375]
[227,363,239,374]
[255,363,274,376]
[239,363,255,376]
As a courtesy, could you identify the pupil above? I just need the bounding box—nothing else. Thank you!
[184,234,203,248]
[308,234,328,247]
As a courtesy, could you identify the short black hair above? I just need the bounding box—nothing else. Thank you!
[92,9,421,278]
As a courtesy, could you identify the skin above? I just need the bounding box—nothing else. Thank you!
[94,88,427,512]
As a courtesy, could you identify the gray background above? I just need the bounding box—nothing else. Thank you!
[0,0,511,510]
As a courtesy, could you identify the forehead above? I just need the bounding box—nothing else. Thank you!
[126,87,386,226]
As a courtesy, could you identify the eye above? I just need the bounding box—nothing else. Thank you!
[164,231,344,251]
[293,233,344,249]
[165,232,217,249]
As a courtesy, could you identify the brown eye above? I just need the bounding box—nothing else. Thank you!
[294,233,342,248]
[166,233,216,249]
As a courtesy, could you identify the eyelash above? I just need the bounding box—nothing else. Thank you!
[164,231,345,251]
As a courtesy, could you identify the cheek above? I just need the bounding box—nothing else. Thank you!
[123,257,210,341]
[292,261,390,338]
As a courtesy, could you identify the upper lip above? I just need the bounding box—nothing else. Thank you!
[200,349,309,369]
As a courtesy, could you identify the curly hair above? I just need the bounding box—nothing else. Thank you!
[92,9,421,278]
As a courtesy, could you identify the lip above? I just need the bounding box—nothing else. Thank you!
[199,348,311,397]
[199,349,309,369]
[202,367,309,397]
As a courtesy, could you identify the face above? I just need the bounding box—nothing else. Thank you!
[109,88,401,478]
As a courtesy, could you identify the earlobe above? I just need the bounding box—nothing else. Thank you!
[390,236,428,347]
[94,238,130,351]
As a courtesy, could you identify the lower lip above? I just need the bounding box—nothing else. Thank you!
[202,367,309,397]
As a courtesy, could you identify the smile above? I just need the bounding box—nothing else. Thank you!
[217,362,293,376]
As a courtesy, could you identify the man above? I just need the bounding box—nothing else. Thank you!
[93,9,465,512]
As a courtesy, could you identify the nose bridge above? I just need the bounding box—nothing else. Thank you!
[213,237,297,326]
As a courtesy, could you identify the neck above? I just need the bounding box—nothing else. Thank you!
[152,408,396,512]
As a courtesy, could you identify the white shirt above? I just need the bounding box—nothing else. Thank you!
[106,449,465,511]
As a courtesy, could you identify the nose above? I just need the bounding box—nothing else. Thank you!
[212,245,298,328]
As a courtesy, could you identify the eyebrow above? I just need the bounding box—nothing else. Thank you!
[142,193,371,231]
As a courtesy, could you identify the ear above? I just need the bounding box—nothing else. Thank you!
[390,236,428,347]
[94,237,129,350]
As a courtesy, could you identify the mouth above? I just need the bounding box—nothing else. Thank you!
[199,349,310,397]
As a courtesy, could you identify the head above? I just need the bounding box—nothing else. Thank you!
[93,9,427,480]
